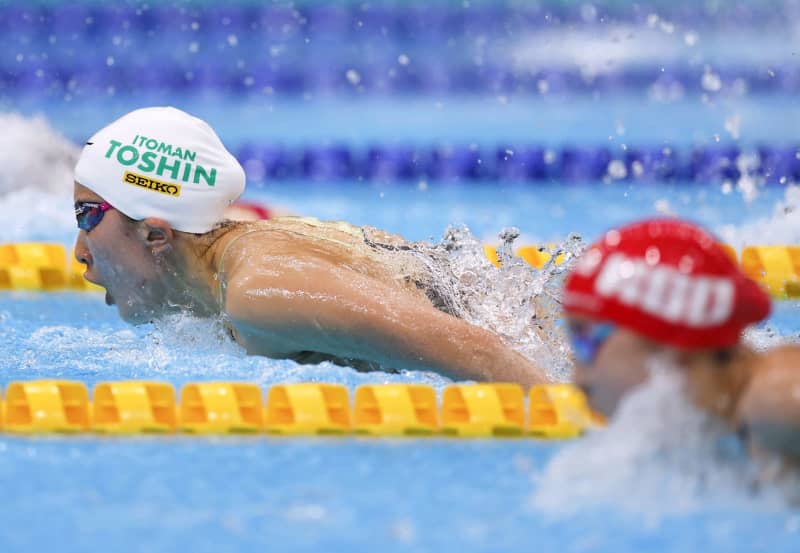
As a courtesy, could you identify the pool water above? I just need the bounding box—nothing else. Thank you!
[3,0,800,550]
[1,301,799,553]
[2,178,800,552]
[0,434,794,553]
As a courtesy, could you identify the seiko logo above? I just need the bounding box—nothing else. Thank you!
[123,171,181,197]
[594,252,734,327]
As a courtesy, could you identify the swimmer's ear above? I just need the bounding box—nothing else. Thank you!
[139,218,175,254]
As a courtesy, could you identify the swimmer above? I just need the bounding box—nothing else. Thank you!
[72,107,547,385]
[562,218,800,464]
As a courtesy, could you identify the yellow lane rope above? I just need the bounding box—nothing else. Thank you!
[3,242,800,299]
[0,381,601,438]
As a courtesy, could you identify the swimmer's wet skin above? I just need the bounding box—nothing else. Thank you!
[72,107,547,385]
[562,218,800,468]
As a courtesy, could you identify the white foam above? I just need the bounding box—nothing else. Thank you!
[0,112,79,242]
[2,187,76,243]
[402,225,581,380]
[0,112,78,196]
[530,360,791,518]
[744,324,799,352]
[717,185,800,248]
[512,27,795,78]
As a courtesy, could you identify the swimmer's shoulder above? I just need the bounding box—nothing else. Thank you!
[224,216,365,242]
[737,343,800,412]
[753,344,800,372]
[212,221,269,263]
[759,344,800,364]
[741,343,800,414]
[213,217,360,282]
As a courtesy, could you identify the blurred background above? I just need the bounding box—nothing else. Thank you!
[2,0,800,245]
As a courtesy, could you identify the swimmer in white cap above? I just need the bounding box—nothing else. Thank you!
[73,107,547,384]
[563,218,800,467]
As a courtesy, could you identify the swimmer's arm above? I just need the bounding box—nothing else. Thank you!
[224,257,549,386]
[737,347,800,462]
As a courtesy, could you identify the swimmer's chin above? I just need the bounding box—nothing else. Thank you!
[115,304,159,326]
[116,303,199,326]
[104,293,151,325]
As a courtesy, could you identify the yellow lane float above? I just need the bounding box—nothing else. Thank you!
[528,384,603,439]
[1,241,799,299]
[93,381,177,434]
[5,380,90,433]
[0,243,103,291]
[354,384,438,436]
[180,382,265,434]
[0,381,602,439]
[441,383,526,437]
[0,243,68,290]
[741,246,800,299]
[265,383,351,435]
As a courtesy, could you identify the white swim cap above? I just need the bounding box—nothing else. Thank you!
[74,106,245,233]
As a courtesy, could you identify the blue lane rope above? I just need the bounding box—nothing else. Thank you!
[231,143,799,184]
[1,61,795,97]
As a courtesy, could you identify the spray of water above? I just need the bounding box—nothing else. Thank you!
[0,112,77,196]
[530,358,794,518]
[378,224,583,381]
[718,185,800,248]
[1,112,78,242]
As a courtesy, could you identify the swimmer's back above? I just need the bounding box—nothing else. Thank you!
[215,217,430,303]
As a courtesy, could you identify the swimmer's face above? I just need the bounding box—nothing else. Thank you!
[73,182,172,324]
[568,316,652,417]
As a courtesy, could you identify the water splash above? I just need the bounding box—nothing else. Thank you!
[0,112,77,196]
[744,324,800,352]
[530,360,790,518]
[1,112,78,242]
[733,150,763,204]
[2,187,76,243]
[717,185,800,248]
[400,224,583,380]
[13,306,454,390]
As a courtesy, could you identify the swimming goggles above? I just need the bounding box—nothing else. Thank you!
[567,321,616,366]
[75,201,114,233]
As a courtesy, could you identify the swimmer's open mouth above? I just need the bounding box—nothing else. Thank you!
[105,292,115,306]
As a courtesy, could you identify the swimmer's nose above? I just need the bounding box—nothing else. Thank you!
[74,232,92,267]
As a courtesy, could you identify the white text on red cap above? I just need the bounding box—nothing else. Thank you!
[595,252,735,328]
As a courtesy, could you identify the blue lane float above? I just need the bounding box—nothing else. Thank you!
[232,143,800,184]
[3,61,799,96]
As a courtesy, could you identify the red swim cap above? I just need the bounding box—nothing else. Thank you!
[228,201,273,220]
[563,218,771,350]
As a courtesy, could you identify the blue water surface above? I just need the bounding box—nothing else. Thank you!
[0,434,796,553]
[3,4,800,545]
[1,178,799,552]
